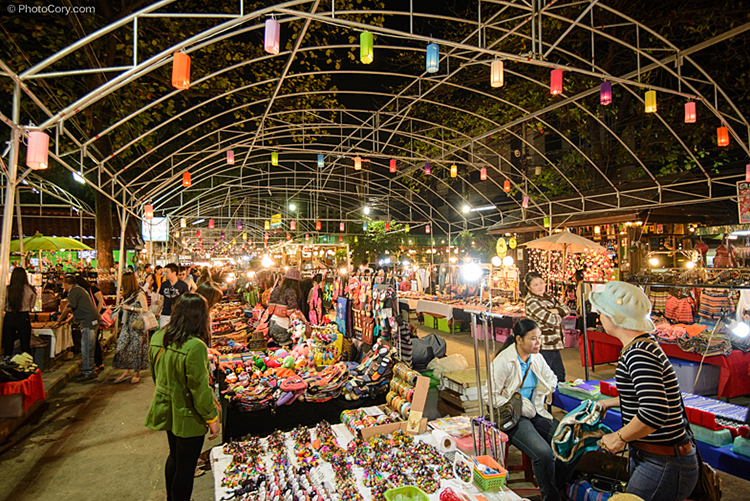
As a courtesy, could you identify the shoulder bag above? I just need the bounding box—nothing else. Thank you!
[494,363,531,431]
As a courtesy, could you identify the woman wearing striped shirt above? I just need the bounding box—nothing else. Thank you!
[592,281,698,501]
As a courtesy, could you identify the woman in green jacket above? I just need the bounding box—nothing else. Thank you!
[145,293,219,501]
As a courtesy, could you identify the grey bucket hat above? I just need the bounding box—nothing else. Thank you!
[589,281,656,333]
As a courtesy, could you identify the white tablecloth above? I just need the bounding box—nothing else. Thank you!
[32,324,73,358]
[417,300,454,321]
[211,425,522,501]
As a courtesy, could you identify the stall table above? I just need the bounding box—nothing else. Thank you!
[417,299,454,320]
[0,370,45,418]
[31,322,73,358]
[553,388,750,481]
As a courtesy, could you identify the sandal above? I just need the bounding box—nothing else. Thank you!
[113,373,131,384]
[131,375,140,384]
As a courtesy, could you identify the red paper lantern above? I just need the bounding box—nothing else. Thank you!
[480,167,487,181]
[390,159,397,173]
[339,235,343,242]
[746,164,750,183]
[550,69,563,95]
[171,52,190,90]
[182,171,191,187]
[385,222,390,232]
[196,230,201,238]
[425,224,431,234]
[522,196,529,209]
[316,221,322,231]
[286,233,291,240]
[503,179,511,192]
[684,102,697,123]
[208,219,214,229]
[717,126,729,147]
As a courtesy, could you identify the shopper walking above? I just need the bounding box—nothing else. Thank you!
[489,318,574,501]
[267,267,310,346]
[2,267,37,358]
[523,271,570,383]
[56,276,100,381]
[197,281,223,312]
[154,263,189,329]
[179,266,198,293]
[84,276,107,372]
[145,293,219,501]
[113,272,149,384]
[594,281,699,501]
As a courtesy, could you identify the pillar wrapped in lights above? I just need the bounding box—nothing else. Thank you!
[425,43,439,73]
[389,159,397,173]
[360,31,373,64]
[480,167,487,181]
[645,90,657,113]
[264,18,280,55]
[180,218,187,228]
[271,152,278,166]
[503,179,511,192]
[425,224,431,234]
[600,81,612,105]
[208,219,214,229]
[26,131,49,170]
[290,220,296,231]
[340,222,345,232]
[144,204,154,220]
[490,60,504,88]
[316,221,322,231]
[182,171,191,187]
[424,162,431,175]
[550,69,563,95]
[264,221,270,230]
[522,195,529,208]
[684,102,697,123]
[317,154,324,168]
[227,150,234,165]
[450,164,457,178]
[354,156,362,170]
[717,126,729,147]
[171,52,190,90]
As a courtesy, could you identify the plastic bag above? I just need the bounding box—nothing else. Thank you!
[426,353,469,379]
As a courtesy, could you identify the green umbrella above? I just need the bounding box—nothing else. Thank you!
[9,232,93,252]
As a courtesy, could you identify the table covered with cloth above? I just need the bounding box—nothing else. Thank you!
[417,300,454,320]
[553,387,750,481]
[31,322,73,358]
[0,370,45,410]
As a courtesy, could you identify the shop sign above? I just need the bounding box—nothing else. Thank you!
[270,213,282,229]
[496,237,507,258]
[738,181,750,224]
[508,237,517,249]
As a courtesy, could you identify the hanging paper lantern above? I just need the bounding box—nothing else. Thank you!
[425,224,431,234]
[363,222,368,231]
[26,131,49,170]
[450,164,457,178]
[316,221,322,231]
[175,231,180,238]
[522,195,529,208]
[503,179,511,192]
[171,52,190,90]
[242,232,247,240]
[305,234,310,241]
[317,154,324,168]
[645,90,657,113]
[227,150,234,165]
[535,165,542,176]
[717,126,729,147]
[264,220,270,230]
[543,217,550,228]
[360,31,373,64]
[339,235,343,242]
[271,152,278,166]
[405,224,410,233]
[550,69,563,95]
[684,102,696,123]
[290,220,296,231]
[490,60,504,88]
[746,164,750,183]
[389,158,397,173]
[600,81,612,105]
[180,218,186,228]
[264,18,280,55]
[287,233,291,240]
[182,171,191,188]
[480,167,487,181]
[353,156,362,170]
[237,221,242,230]
[208,219,214,229]
[424,162,431,175]
[340,222,345,232]
[426,43,439,73]
[221,232,225,239]
[385,222,390,232]
[196,230,201,238]
[144,204,154,220]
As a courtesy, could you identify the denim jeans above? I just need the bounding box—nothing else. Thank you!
[80,326,96,375]
[627,445,699,501]
[541,349,566,383]
[505,415,578,501]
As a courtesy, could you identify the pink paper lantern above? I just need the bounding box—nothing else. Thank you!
[227,150,234,165]
[550,69,563,95]
[26,131,50,170]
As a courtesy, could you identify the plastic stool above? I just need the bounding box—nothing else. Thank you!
[504,441,536,486]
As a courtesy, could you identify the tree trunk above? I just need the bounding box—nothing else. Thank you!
[96,191,115,294]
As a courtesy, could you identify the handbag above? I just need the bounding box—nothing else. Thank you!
[133,310,158,331]
[494,364,531,431]
[89,289,114,329]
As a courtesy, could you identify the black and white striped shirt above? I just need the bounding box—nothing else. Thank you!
[615,335,688,445]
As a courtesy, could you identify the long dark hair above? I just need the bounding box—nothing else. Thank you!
[163,294,211,348]
[502,318,540,351]
[523,271,543,295]
[280,277,301,301]
[197,281,223,310]
[8,267,32,313]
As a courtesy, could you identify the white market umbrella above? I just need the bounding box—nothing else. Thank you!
[523,230,606,253]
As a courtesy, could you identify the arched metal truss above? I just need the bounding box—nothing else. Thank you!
[2,0,750,253]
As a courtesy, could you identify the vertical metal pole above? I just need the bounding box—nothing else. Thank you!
[116,190,128,304]
[471,312,485,424]
[409,0,413,34]
[482,290,495,424]
[530,0,536,56]
[478,0,482,48]
[0,83,22,344]
[582,281,590,381]
[538,0,543,54]
[15,187,24,256]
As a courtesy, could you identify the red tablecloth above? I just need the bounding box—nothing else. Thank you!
[0,370,45,410]
[579,330,621,367]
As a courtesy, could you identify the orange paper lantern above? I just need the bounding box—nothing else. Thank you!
[182,172,191,187]
[717,126,729,147]
[503,179,511,192]
[316,221,322,231]
[684,102,696,123]
[171,52,190,90]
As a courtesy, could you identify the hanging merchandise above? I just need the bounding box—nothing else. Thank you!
[550,68,563,95]
[26,131,49,170]
[600,81,612,105]
[264,18,280,55]
[645,90,657,113]
[490,60,504,88]
[426,43,439,73]
[360,31,374,64]
[171,52,190,90]
[390,158,397,173]
[227,150,234,165]
[685,101,697,123]
[182,171,191,187]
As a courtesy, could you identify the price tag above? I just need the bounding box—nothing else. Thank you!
[406,410,423,434]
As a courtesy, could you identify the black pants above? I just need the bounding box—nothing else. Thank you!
[94,330,103,367]
[541,349,566,383]
[165,431,204,501]
[3,311,31,357]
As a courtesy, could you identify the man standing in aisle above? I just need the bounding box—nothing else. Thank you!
[155,265,165,289]
[155,263,189,328]
[179,266,198,293]
[55,275,100,381]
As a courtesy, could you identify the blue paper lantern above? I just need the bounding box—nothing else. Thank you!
[426,43,439,73]
[317,154,324,168]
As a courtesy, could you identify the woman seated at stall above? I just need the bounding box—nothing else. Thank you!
[488,318,575,501]
[267,268,310,346]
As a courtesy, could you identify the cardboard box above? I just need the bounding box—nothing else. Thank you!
[0,394,24,419]
[360,374,430,439]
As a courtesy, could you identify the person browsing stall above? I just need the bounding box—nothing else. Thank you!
[267,267,310,346]
[154,263,189,329]
[523,271,570,383]
[593,281,699,501]
[488,318,575,501]
[55,276,100,381]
